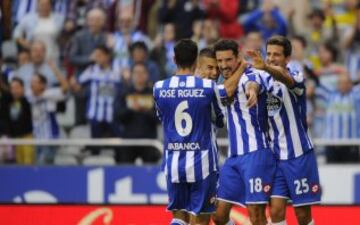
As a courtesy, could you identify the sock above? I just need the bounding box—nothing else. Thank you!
[225,220,235,225]
[272,220,287,225]
[307,219,315,225]
[170,218,188,225]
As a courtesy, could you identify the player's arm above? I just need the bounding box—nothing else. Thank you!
[223,59,248,97]
[245,81,260,108]
[212,83,226,128]
[247,50,295,88]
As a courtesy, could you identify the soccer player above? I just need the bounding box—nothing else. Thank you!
[247,35,321,225]
[197,48,220,81]
[213,39,276,225]
[153,39,224,225]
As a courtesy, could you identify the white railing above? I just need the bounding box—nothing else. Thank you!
[1,138,360,151]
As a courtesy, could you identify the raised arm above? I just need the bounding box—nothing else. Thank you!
[247,50,295,88]
[48,60,68,93]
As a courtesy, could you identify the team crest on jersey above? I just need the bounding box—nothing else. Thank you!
[210,196,216,204]
[263,184,271,193]
[311,184,320,193]
[179,81,186,87]
[266,93,282,116]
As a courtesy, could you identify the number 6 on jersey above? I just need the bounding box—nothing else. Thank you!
[175,100,193,137]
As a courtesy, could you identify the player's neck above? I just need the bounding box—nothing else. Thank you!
[175,68,194,76]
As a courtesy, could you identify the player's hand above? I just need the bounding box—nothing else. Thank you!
[246,86,258,108]
[247,50,266,70]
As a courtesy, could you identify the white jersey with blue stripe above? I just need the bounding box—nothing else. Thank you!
[27,88,66,139]
[153,75,224,183]
[78,65,121,123]
[262,69,314,160]
[218,67,270,157]
[316,84,360,138]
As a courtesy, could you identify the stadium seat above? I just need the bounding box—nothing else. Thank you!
[82,155,116,166]
[69,125,91,139]
[54,154,78,165]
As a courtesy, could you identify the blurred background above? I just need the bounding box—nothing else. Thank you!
[0,0,360,224]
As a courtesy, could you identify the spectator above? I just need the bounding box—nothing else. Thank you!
[70,45,122,155]
[150,23,177,79]
[313,41,347,138]
[241,31,265,59]
[242,0,287,40]
[0,81,11,163]
[317,41,346,90]
[303,8,339,70]
[316,73,360,163]
[0,63,10,140]
[13,41,64,91]
[158,0,205,39]
[116,62,160,163]
[66,0,112,30]
[11,0,37,27]
[128,41,160,84]
[17,50,31,67]
[27,69,68,164]
[109,11,151,73]
[288,35,312,73]
[204,0,243,39]
[0,0,11,44]
[342,3,360,82]
[13,0,64,61]
[7,78,33,165]
[108,0,156,33]
[68,8,107,74]
[68,8,107,125]
[198,18,219,50]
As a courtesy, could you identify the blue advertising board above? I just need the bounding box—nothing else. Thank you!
[0,166,167,204]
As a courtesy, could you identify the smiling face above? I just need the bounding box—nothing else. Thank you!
[266,44,289,68]
[198,56,219,80]
[215,50,239,79]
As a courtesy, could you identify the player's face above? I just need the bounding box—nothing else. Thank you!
[266,45,289,68]
[216,50,238,79]
[199,57,219,81]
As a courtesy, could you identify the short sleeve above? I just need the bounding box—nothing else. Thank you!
[289,70,305,96]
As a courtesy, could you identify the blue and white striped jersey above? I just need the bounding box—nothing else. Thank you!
[262,69,314,160]
[218,68,270,157]
[316,85,360,139]
[153,75,224,183]
[78,65,121,123]
[27,88,66,139]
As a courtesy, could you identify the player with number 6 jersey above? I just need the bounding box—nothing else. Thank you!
[153,39,224,225]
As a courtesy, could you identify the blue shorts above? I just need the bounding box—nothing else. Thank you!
[166,172,218,215]
[271,150,321,207]
[217,149,276,207]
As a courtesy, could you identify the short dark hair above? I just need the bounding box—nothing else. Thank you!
[322,41,338,62]
[129,41,148,53]
[266,35,292,57]
[308,8,325,21]
[174,39,198,69]
[214,39,239,57]
[199,47,216,59]
[34,73,47,85]
[292,35,307,48]
[95,45,113,56]
[11,77,24,86]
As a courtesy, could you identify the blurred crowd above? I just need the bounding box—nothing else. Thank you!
[0,0,359,165]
